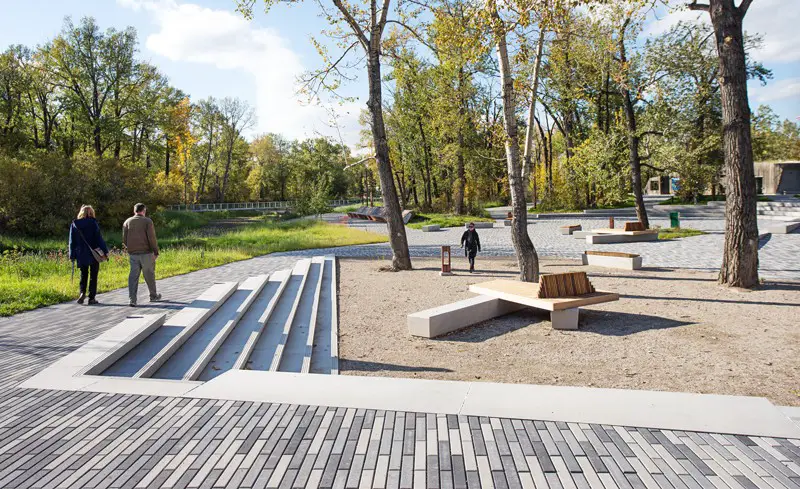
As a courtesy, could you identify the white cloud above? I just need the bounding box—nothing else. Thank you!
[750,77,800,103]
[117,0,365,147]
[645,0,800,63]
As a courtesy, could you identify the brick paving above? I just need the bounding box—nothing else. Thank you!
[1,228,799,487]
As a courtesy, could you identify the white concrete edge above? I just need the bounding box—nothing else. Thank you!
[187,371,800,439]
[21,349,800,438]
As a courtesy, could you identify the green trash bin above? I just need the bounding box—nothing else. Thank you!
[670,211,680,229]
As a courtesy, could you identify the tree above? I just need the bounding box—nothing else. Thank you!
[486,0,540,282]
[237,0,412,270]
[218,97,255,202]
[43,17,138,157]
[688,0,758,288]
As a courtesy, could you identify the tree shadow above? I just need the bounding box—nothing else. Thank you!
[589,274,716,282]
[758,234,772,250]
[413,266,519,277]
[622,293,800,307]
[758,281,800,292]
[340,359,453,374]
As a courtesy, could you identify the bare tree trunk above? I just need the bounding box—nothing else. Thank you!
[493,11,539,282]
[618,22,649,228]
[522,33,545,201]
[694,0,759,287]
[621,89,649,228]
[367,45,412,270]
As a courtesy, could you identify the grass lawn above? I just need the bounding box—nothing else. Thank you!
[657,227,706,239]
[407,213,493,230]
[0,219,386,316]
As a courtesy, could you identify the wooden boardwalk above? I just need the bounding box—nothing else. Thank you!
[0,253,799,488]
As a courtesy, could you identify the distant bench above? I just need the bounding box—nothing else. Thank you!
[582,251,642,270]
[408,273,619,337]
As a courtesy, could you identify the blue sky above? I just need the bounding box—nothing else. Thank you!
[1,0,798,148]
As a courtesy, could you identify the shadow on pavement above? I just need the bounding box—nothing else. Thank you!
[340,359,453,374]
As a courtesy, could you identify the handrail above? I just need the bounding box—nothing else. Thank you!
[164,199,362,212]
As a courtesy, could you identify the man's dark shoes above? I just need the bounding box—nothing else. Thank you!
[150,293,162,302]
[129,301,137,307]
[77,293,86,304]
[88,298,99,305]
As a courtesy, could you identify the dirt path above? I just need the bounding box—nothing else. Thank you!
[338,257,800,406]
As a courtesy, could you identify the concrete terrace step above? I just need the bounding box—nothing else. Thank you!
[181,275,269,381]
[271,258,315,372]
[310,257,338,375]
[132,282,238,379]
[93,257,340,380]
[226,270,291,375]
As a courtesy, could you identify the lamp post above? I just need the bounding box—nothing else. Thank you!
[440,246,453,276]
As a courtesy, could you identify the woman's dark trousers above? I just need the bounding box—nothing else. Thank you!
[468,250,477,270]
[79,262,100,299]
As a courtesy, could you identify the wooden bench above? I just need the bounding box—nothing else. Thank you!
[469,278,619,330]
[407,274,619,336]
[559,224,582,235]
[582,250,642,270]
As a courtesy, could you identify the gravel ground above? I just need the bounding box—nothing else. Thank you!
[338,257,800,406]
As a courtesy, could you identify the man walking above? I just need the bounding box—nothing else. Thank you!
[460,222,482,273]
[123,203,162,306]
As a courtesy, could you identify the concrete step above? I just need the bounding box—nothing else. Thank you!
[97,256,340,380]
[182,275,269,381]
[225,270,292,376]
[310,257,337,375]
[247,259,311,371]
[133,282,238,379]
[150,279,263,380]
[273,259,318,373]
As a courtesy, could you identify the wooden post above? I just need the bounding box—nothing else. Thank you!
[609,216,615,229]
[440,246,453,276]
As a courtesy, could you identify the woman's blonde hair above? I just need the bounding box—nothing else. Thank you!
[77,205,96,219]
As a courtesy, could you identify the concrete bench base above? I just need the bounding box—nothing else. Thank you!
[551,308,579,330]
[573,231,596,239]
[408,296,524,338]
[466,222,494,229]
[503,219,512,227]
[559,225,582,235]
[766,221,800,234]
[582,253,642,270]
[586,232,659,244]
[421,225,441,232]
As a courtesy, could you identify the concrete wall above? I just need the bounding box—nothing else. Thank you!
[754,162,800,195]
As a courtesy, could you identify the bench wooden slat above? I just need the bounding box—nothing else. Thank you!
[468,280,618,312]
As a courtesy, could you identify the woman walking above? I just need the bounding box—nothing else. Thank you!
[69,205,109,305]
[460,222,482,273]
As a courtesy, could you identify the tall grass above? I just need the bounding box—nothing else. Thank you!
[0,220,386,316]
